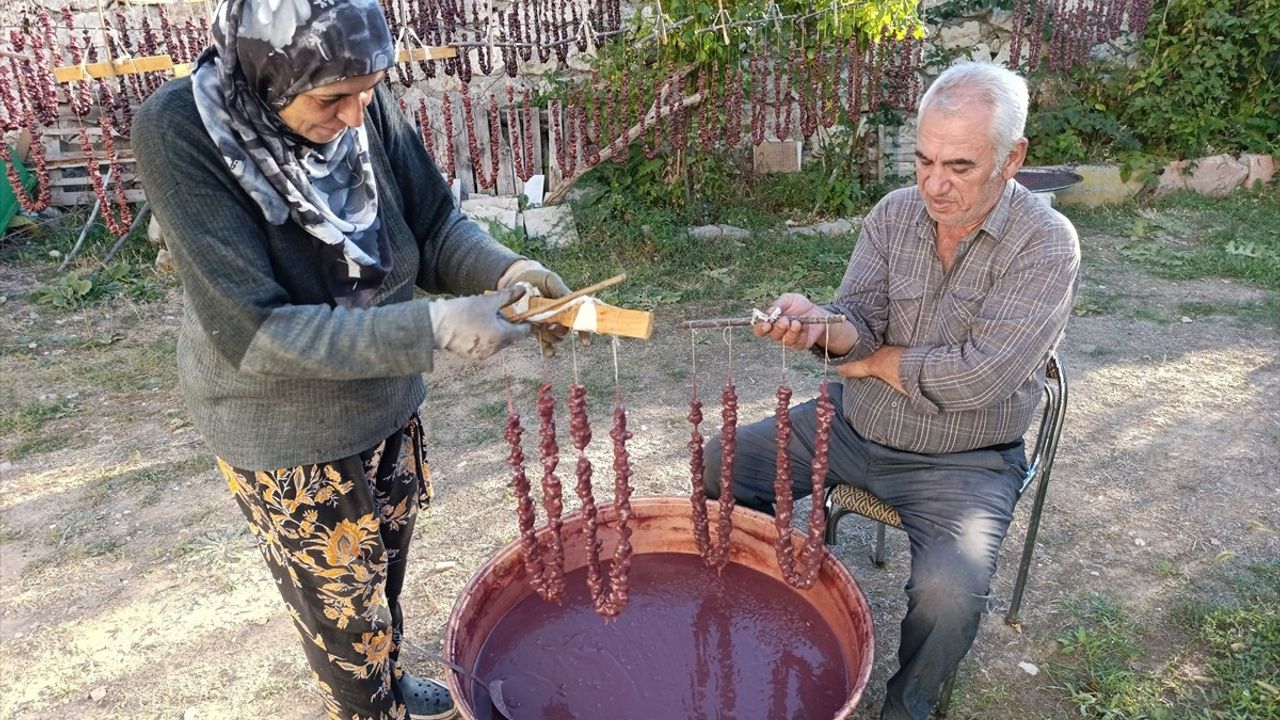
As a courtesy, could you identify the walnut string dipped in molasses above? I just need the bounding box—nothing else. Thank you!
[598,395,635,618]
[771,380,836,589]
[568,383,605,605]
[567,383,635,618]
[689,386,737,569]
[535,383,568,602]
[504,396,554,601]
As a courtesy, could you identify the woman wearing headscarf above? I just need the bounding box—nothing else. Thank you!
[132,1,573,717]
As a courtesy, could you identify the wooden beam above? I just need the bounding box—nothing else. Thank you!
[53,54,191,83]
[51,45,452,84]
[397,46,458,62]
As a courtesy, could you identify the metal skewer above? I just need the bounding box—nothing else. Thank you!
[679,315,847,330]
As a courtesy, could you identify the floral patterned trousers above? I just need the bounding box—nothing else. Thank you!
[217,415,432,720]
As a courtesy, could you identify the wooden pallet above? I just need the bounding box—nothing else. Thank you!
[40,124,144,207]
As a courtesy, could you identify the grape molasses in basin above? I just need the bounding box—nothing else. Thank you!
[445,497,874,720]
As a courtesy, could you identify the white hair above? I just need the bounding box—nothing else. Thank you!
[917,62,1029,160]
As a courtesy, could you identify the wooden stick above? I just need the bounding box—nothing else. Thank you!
[53,54,185,83]
[679,315,847,329]
[508,273,626,323]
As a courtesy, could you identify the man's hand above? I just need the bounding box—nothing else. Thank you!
[837,345,906,394]
[429,287,532,360]
[752,293,828,350]
[497,259,589,356]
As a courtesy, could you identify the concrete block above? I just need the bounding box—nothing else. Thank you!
[753,140,802,174]
[689,224,751,240]
[1154,160,1188,195]
[1032,191,1056,206]
[461,196,520,233]
[1185,154,1249,198]
[1054,164,1143,207]
[1241,153,1277,189]
[523,205,580,248]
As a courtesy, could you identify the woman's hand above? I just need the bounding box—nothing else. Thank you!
[498,259,590,356]
[429,287,531,360]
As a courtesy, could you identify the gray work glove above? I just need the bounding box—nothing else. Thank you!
[428,287,531,360]
[496,259,591,357]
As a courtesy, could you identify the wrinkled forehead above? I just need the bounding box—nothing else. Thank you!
[916,102,999,159]
[217,0,393,109]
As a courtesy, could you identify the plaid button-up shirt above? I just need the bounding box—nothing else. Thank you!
[824,180,1080,454]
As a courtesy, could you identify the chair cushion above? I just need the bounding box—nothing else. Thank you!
[829,485,904,528]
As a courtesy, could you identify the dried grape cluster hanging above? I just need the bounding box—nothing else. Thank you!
[505,382,635,618]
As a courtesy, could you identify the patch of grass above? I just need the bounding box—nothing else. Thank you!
[1178,297,1280,330]
[54,335,177,392]
[7,433,74,459]
[1130,306,1172,324]
[85,456,214,507]
[0,394,79,459]
[0,395,77,434]
[1049,560,1280,719]
[1064,189,1280,294]
[1073,287,1119,317]
[175,524,255,565]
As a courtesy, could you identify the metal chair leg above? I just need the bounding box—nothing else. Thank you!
[872,522,887,567]
[1006,469,1050,625]
[824,506,851,546]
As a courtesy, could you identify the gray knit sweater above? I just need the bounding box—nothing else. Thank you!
[133,79,520,469]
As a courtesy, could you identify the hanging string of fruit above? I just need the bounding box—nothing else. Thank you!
[156,7,185,67]
[687,374,738,571]
[567,384,635,618]
[667,67,687,154]
[0,110,51,213]
[770,378,835,590]
[0,60,22,133]
[440,91,457,183]
[846,36,863,119]
[579,79,600,167]
[476,30,495,76]
[139,16,165,93]
[80,113,134,236]
[416,97,436,161]
[799,51,818,139]
[723,63,743,148]
[749,54,766,146]
[60,9,94,119]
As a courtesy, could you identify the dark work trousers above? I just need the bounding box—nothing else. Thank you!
[703,384,1026,720]
[218,415,432,720]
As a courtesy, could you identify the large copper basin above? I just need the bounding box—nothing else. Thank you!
[444,496,874,719]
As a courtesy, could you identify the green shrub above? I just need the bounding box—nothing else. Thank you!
[1123,0,1280,157]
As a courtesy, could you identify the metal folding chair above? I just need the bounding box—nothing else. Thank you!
[822,352,1069,716]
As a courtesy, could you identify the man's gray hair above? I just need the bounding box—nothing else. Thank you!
[918,62,1029,159]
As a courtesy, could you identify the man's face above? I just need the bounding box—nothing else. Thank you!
[914,100,1027,234]
[276,71,385,144]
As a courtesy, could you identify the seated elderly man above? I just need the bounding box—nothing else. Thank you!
[702,61,1080,720]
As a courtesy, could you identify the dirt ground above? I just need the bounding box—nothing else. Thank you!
[1,235,1278,720]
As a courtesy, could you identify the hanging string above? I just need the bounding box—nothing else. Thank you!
[770,316,834,590]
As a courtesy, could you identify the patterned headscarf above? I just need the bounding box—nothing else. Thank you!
[192,0,395,307]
